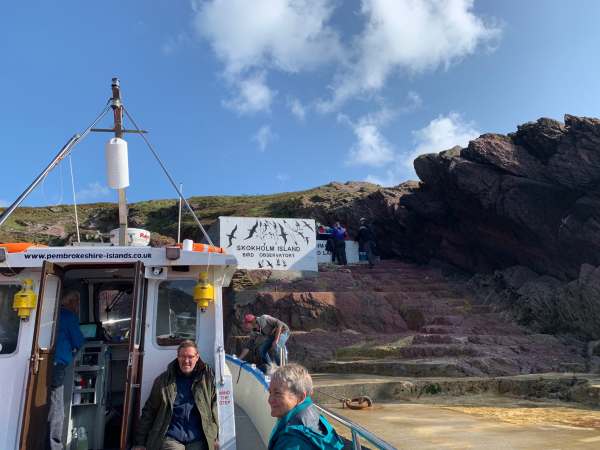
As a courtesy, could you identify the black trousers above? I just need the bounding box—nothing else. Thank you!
[334,240,347,265]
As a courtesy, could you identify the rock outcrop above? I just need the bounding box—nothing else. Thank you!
[410,116,600,280]
[295,116,600,283]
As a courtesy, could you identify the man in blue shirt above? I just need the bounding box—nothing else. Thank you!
[331,222,348,265]
[48,289,85,450]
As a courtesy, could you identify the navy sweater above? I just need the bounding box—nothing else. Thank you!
[166,371,204,444]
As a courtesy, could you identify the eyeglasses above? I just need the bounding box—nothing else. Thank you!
[178,354,199,360]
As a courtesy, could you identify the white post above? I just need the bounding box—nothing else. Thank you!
[196,269,236,449]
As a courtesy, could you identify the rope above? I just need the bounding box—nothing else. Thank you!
[68,155,81,243]
[312,388,373,410]
[121,105,214,247]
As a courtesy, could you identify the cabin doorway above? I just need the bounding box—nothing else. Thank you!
[19,262,146,450]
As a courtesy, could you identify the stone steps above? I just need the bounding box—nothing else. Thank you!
[335,344,484,360]
[320,358,482,377]
[413,334,468,345]
[239,260,588,379]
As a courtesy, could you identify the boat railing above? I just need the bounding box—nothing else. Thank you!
[314,403,396,450]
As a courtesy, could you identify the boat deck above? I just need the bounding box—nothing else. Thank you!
[235,405,266,450]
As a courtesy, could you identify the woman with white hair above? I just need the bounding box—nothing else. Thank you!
[268,364,344,450]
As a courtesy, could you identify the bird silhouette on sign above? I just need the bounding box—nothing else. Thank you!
[226,225,238,248]
[276,258,281,266]
[258,260,264,268]
[282,260,287,268]
[302,220,314,232]
[278,224,288,245]
[244,220,259,240]
[266,260,273,268]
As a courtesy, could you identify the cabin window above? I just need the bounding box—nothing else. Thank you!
[97,284,133,343]
[156,280,196,346]
[0,285,20,355]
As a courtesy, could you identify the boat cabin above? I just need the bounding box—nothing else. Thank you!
[0,243,238,450]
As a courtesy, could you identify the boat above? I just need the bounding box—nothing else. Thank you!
[0,78,275,450]
[0,79,394,450]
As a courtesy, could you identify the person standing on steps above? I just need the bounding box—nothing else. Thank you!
[239,313,290,372]
[48,289,85,450]
[356,217,376,268]
[331,222,347,265]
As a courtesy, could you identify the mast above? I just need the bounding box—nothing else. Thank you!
[111,78,129,246]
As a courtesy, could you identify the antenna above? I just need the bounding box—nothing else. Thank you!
[177,183,183,244]
[111,78,128,246]
[91,78,147,246]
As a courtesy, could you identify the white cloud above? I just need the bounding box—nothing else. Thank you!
[365,173,397,187]
[77,182,110,201]
[252,125,277,151]
[287,97,306,121]
[321,0,501,110]
[195,0,342,76]
[276,173,290,182]
[404,112,479,166]
[195,1,499,114]
[223,72,276,114]
[342,109,396,167]
[366,112,480,186]
[195,0,342,114]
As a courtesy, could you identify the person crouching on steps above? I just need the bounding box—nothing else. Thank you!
[239,313,290,372]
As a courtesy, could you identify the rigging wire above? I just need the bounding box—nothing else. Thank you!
[57,160,64,206]
[68,155,81,243]
[121,105,214,246]
[0,100,112,229]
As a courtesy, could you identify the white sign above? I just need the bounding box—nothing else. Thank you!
[219,217,317,271]
[316,240,360,264]
[0,246,237,268]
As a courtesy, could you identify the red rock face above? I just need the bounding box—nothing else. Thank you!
[226,261,588,376]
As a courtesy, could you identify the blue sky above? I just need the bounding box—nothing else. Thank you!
[2,0,600,207]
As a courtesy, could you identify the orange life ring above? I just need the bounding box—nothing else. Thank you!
[0,242,48,253]
[175,243,225,254]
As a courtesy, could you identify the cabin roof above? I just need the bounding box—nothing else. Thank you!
[0,244,237,268]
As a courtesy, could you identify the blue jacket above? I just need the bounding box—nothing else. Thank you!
[268,397,344,450]
[55,307,84,365]
[331,226,346,241]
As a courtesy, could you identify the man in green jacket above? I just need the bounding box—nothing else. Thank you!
[133,340,219,450]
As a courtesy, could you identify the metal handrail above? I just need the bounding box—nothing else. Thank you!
[314,403,397,450]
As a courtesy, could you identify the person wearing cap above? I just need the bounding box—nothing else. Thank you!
[239,314,290,371]
[356,217,376,268]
